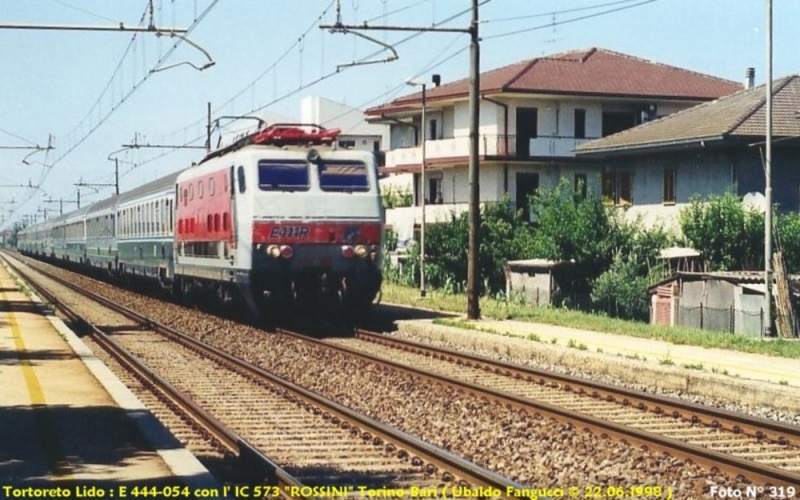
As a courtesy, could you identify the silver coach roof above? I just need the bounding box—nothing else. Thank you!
[86,194,120,217]
[118,170,182,205]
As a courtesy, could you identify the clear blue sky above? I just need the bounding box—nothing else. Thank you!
[1,0,798,229]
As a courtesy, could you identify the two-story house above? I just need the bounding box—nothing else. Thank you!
[575,74,800,228]
[366,47,742,238]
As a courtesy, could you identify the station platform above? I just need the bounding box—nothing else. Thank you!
[396,315,800,411]
[0,260,220,493]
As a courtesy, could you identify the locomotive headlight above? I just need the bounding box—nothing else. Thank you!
[268,245,281,258]
[354,245,368,258]
[279,245,293,258]
[341,245,354,258]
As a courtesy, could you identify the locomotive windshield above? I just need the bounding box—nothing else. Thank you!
[258,160,309,191]
[317,160,369,192]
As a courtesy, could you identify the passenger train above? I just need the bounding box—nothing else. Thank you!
[17,124,384,319]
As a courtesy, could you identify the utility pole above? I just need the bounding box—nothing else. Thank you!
[75,181,118,206]
[322,0,482,318]
[764,0,773,336]
[467,0,480,320]
[44,198,78,216]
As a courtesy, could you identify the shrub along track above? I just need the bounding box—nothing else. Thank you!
[4,253,522,498]
[6,252,791,498]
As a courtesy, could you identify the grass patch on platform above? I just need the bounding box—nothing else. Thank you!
[380,283,800,359]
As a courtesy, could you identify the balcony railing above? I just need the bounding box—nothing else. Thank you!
[385,134,599,168]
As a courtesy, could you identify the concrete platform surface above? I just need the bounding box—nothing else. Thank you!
[0,259,220,494]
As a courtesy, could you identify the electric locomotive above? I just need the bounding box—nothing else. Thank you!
[173,124,384,318]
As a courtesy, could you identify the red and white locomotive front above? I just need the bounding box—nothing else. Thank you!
[228,125,382,316]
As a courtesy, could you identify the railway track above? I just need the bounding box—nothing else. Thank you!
[3,253,526,499]
[288,329,800,488]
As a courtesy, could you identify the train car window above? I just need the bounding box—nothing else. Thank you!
[237,166,246,193]
[317,161,370,192]
[258,160,308,191]
[225,168,230,192]
[189,184,194,201]
[183,188,189,206]
[223,212,230,231]
[214,214,220,232]
[209,178,216,196]
[207,214,213,232]
[198,180,204,199]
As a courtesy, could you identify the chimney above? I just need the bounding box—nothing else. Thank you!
[432,74,441,87]
[745,67,755,90]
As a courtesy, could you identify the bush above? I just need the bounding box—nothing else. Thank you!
[402,198,537,295]
[679,192,763,270]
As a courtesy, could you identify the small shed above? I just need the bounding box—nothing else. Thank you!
[504,259,573,307]
[647,271,792,336]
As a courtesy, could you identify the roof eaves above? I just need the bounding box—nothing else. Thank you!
[576,135,725,156]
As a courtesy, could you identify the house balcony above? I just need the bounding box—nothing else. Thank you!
[384,134,598,169]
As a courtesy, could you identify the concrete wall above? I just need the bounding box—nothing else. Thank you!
[506,268,553,306]
[678,280,736,332]
[675,278,767,335]
[734,288,766,337]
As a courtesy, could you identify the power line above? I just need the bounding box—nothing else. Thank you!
[484,0,659,40]
[0,127,39,146]
[44,0,119,23]
[482,0,646,24]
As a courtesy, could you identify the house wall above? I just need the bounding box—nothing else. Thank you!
[603,150,733,228]
[595,144,800,229]
[453,100,500,138]
[735,146,800,212]
[301,95,389,147]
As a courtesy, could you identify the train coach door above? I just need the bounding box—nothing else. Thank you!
[228,165,237,255]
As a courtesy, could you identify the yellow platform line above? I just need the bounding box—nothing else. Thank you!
[3,289,74,480]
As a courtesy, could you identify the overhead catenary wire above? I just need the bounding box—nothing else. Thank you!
[7,0,221,224]
[484,0,659,40]
[482,0,649,24]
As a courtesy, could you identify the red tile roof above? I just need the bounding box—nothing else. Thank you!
[366,48,742,117]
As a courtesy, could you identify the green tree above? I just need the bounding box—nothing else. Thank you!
[679,193,764,271]
[775,212,800,274]
[404,198,537,295]
[591,225,669,320]
[530,179,618,292]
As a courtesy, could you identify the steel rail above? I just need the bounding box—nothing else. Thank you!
[354,329,800,447]
[5,256,312,499]
[276,328,800,488]
[6,254,527,498]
